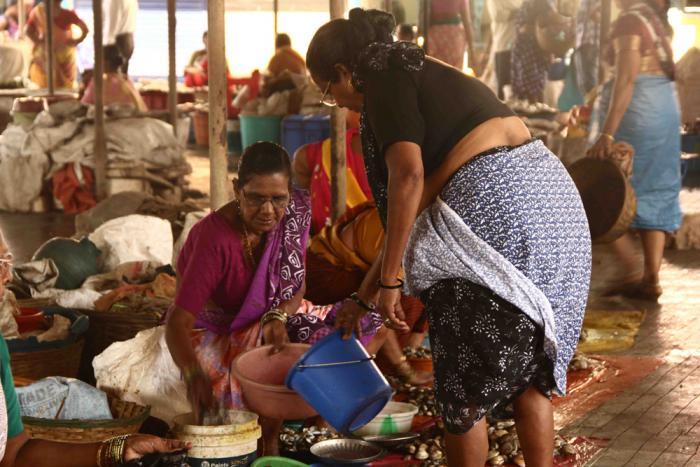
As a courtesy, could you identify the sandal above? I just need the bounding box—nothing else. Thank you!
[620,281,663,302]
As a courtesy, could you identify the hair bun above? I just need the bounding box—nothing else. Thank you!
[348,8,395,44]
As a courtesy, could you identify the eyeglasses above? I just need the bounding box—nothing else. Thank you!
[241,191,289,210]
[319,81,337,107]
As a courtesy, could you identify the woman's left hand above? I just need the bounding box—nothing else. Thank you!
[123,435,191,462]
[335,300,368,340]
[377,288,410,333]
[587,135,614,160]
[262,319,289,354]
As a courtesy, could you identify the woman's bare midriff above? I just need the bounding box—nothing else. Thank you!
[420,116,531,210]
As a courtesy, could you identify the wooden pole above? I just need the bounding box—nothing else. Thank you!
[208,0,229,210]
[45,0,55,93]
[329,0,347,222]
[598,0,612,86]
[17,0,25,39]
[93,0,107,200]
[273,0,279,38]
[167,0,178,136]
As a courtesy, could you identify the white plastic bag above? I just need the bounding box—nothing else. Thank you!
[89,215,173,272]
[93,326,189,424]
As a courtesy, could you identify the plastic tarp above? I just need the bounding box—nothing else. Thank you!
[93,326,189,424]
[89,214,173,272]
[16,377,113,420]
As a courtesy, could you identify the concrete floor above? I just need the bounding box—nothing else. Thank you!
[1,151,700,465]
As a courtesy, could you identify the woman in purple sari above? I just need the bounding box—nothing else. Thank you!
[165,142,382,455]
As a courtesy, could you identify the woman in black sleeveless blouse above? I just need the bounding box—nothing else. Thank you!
[307,9,591,467]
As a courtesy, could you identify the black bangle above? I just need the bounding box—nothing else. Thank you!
[350,292,376,312]
[377,278,404,289]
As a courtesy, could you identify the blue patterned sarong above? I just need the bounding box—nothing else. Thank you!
[405,140,592,397]
[590,75,682,232]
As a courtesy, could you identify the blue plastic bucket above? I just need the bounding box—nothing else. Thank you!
[285,330,392,434]
[240,115,282,150]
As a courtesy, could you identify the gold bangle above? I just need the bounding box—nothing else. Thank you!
[261,308,288,326]
[601,133,615,141]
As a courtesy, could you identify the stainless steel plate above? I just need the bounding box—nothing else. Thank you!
[362,432,420,447]
[310,438,385,465]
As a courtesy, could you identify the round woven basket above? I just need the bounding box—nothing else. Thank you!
[22,396,150,443]
[568,158,637,244]
[78,308,162,383]
[10,339,85,381]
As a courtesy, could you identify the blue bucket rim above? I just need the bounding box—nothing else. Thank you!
[284,330,363,389]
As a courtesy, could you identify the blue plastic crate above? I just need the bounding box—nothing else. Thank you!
[281,114,331,159]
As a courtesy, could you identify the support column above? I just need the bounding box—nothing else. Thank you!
[93,0,107,200]
[168,0,178,135]
[207,0,229,209]
[329,0,347,222]
[17,0,25,39]
[274,0,279,38]
[45,0,55,93]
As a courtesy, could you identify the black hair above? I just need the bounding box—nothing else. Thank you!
[397,24,415,40]
[275,33,292,49]
[203,31,208,39]
[306,8,395,83]
[237,141,292,188]
[644,0,672,33]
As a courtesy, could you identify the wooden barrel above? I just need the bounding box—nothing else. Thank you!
[568,158,637,244]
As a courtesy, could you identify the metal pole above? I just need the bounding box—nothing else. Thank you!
[17,0,25,39]
[45,0,55,93]
[330,0,347,222]
[168,0,178,136]
[273,0,279,38]
[208,0,229,209]
[93,0,107,200]
[598,0,612,86]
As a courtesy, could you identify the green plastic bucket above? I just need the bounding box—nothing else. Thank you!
[240,115,282,150]
[251,457,308,467]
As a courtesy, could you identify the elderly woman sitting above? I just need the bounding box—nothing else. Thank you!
[96,142,383,456]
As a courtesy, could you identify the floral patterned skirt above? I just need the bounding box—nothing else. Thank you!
[422,278,555,434]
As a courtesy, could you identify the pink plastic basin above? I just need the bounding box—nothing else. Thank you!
[232,344,318,420]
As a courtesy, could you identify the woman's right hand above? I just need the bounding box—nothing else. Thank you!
[335,300,368,340]
[185,367,215,425]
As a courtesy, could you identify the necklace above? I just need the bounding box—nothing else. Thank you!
[241,222,256,268]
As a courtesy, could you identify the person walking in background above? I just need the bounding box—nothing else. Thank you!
[26,0,88,89]
[426,0,475,71]
[482,0,522,99]
[103,0,137,75]
[510,0,555,102]
[588,0,681,302]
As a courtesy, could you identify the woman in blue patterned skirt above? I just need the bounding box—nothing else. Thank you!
[307,8,591,467]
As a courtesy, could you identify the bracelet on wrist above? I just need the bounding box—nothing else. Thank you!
[261,308,288,327]
[601,132,615,141]
[350,292,376,312]
[377,278,404,290]
[98,435,131,467]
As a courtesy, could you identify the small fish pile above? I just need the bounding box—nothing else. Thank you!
[395,413,578,466]
[568,352,599,372]
[399,421,447,466]
[403,346,432,359]
[279,426,340,453]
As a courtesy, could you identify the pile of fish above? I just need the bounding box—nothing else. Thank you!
[279,426,339,452]
[398,419,578,466]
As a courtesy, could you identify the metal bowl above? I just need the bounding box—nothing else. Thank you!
[310,439,385,465]
[362,432,420,448]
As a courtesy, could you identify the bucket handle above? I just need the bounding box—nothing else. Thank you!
[296,354,376,369]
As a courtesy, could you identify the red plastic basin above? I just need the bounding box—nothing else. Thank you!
[232,344,317,420]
